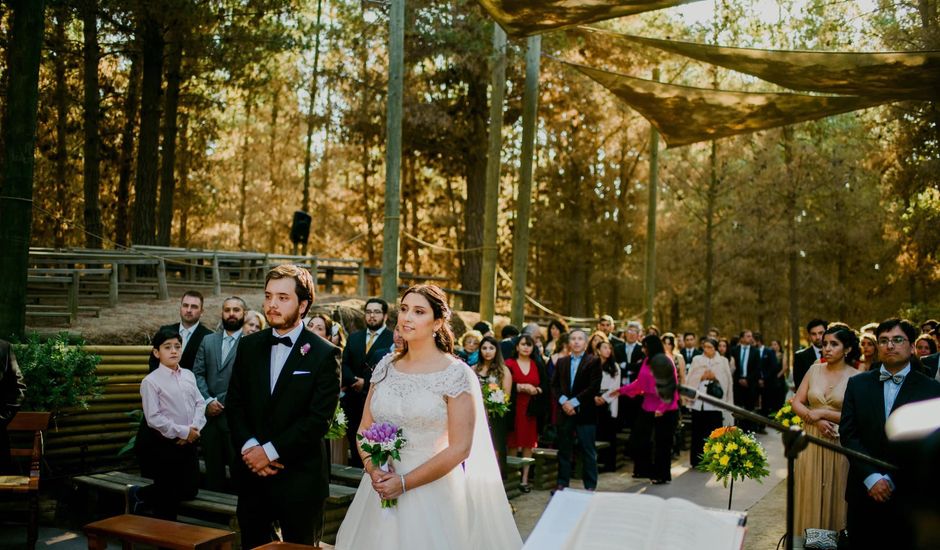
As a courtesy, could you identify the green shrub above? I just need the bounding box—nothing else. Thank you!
[13,332,103,416]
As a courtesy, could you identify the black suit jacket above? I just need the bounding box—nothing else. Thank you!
[149,322,213,372]
[551,353,602,424]
[757,346,780,380]
[609,334,627,364]
[0,340,26,472]
[840,368,940,503]
[226,327,341,503]
[922,353,939,379]
[730,345,762,383]
[681,347,702,368]
[341,328,394,392]
[792,346,820,390]
[622,342,645,382]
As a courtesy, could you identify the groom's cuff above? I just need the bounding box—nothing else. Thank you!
[262,442,280,462]
[242,438,260,453]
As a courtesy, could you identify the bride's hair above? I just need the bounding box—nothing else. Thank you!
[394,284,455,360]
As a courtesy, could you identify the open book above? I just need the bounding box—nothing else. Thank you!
[524,490,746,550]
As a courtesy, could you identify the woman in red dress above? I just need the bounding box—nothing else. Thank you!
[506,334,543,492]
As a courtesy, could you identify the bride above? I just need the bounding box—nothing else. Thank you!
[335,285,522,549]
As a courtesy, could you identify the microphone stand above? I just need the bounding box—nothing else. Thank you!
[678,385,895,550]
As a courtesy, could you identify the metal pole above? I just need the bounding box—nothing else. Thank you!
[510,35,540,327]
[479,24,507,325]
[643,68,660,328]
[380,0,404,302]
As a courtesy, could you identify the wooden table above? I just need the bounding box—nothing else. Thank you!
[84,514,236,549]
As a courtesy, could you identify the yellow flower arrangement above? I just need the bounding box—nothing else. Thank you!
[696,426,770,487]
[773,401,803,428]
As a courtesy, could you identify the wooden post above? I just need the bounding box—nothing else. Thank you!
[643,68,660,328]
[380,0,405,303]
[68,271,79,325]
[357,261,367,297]
[510,35,540,327]
[108,265,118,307]
[479,24,507,325]
[310,257,320,293]
[156,259,169,300]
[211,255,221,296]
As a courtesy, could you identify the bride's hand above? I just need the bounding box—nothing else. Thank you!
[374,474,405,501]
[369,465,394,486]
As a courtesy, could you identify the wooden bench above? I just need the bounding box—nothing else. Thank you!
[72,471,357,545]
[1,412,51,550]
[84,514,236,550]
[329,464,364,488]
[531,448,558,490]
[503,456,535,498]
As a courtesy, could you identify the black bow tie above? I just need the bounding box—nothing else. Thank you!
[270,335,293,347]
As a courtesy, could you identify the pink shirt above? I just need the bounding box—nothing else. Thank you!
[141,364,207,440]
[617,358,679,413]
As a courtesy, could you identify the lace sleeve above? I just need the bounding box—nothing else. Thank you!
[440,360,474,398]
[370,352,395,385]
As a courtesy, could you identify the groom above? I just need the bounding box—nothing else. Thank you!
[226,265,341,548]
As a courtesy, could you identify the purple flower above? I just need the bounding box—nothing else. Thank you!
[300,343,311,356]
[362,422,399,443]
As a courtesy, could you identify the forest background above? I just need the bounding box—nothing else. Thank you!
[1,0,938,345]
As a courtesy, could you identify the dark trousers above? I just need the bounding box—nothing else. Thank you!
[556,416,597,490]
[690,410,723,467]
[632,410,678,481]
[138,430,199,521]
[733,380,758,431]
[237,493,325,549]
[846,493,908,549]
[596,409,619,472]
[201,413,235,492]
[342,393,366,468]
[0,429,11,474]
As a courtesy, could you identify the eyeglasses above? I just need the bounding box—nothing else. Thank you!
[877,336,908,347]
[365,310,384,315]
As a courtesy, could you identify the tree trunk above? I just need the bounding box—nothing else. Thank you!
[53,9,70,248]
[783,127,801,360]
[177,113,190,247]
[461,71,487,312]
[131,9,164,246]
[703,140,718,333]
[81,0,102,248]
[0,0,46,339]
[115,49,141,247]
[157,19,183,246]
[237,94,253,250]
[300,0,324,223]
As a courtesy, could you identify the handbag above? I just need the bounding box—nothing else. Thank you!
[705,379,724,399]
[804,528,839,549]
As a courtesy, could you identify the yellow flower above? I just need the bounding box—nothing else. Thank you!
[745,460,754,468]
[712,443,723,454]
[782,419,790,427]
[740,448,748,455]
[793,416,802,425]
[719,455,730,466]
[703,443,711,453]
[725,442,738,452]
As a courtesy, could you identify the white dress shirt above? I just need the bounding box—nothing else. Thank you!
[141,364,207,440]
[178,322,195,350]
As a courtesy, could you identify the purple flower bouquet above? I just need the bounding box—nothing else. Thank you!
[357,422,407,508]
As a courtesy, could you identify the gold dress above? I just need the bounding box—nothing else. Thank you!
[794,363,857,533]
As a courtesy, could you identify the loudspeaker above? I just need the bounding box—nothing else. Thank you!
[290,211,312,245]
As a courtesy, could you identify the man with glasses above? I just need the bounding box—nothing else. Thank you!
[840,318,940,549]
[341,298,392,467]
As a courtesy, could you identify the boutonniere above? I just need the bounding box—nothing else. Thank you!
[301,343,311,356]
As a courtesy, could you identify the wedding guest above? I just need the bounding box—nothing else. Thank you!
[0,339,26,474]
[717,338,731,360]
[610,335,679,484]
[552,329,602,492]
[150,291,213,372]
[921,319,939,336]
[860,322,878,335]
[458,330,483,367]
[685,338,734,467]
[755,332,780,419]
[243,309,266,335]
[791,323,860,533]
[730,330,761,431]
[769,339,790,408]
[306,313,333,341]
[588,331,607,356]
[193,297,245,492]
[544,319,569,359]
[841,319,940,549]
[506,334,544,492]
[473,321,494,339]
[134,328,206,520]
[547,332,569,381]
[500,324,520,360]
[597,315,627,364]
[681,332,701,369]
[793,319,828,389]
[330,313,347,348]
[620,321,646,467]
[340,298,393,468]
[661,333,687,386]
[914,334,937,358]
[646,325,661,337]
[857,333,878,372]
[476,335,513,473]
[708,327,721,340]
[594,339,620,472]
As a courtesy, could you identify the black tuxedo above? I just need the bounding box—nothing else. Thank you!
[148,322,213,372]
[792,345,821,390]
[0,340,26,473]
[730,345,761,429]
[226,327,341,548]
[551,353,602,490]
[756,346,783,413]
[840,368,940,548]
[681,347,702,368]
[921,352,939,379]
[340,327,393,467]
[609,334,627,364]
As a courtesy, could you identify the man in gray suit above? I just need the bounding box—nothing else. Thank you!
[194,297,247,491]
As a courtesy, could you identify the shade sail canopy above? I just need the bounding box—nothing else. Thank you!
[475,0,702,37]
[567,61,890,147]
[569,27,940,100]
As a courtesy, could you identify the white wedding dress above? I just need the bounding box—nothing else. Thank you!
[335,354,523,550]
